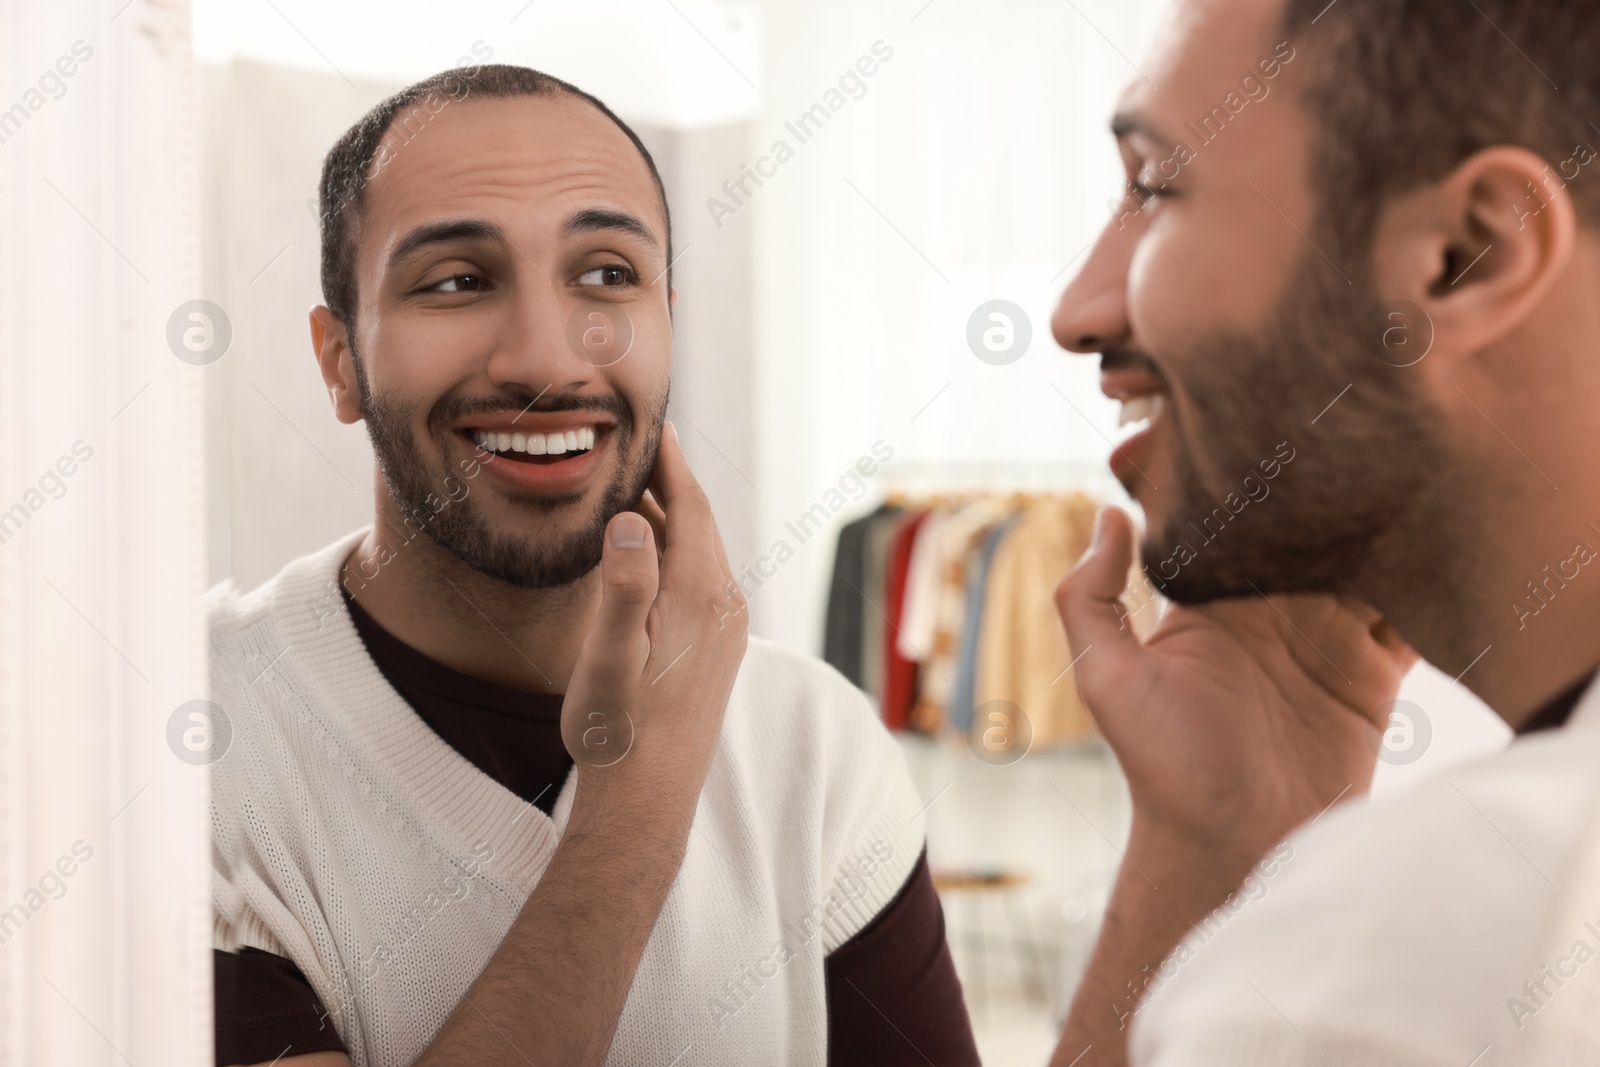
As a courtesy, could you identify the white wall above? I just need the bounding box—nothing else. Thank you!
[193,0,761,130]
[200,60,387,589]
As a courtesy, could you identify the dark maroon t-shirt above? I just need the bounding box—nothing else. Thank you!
[214,590,978,1066]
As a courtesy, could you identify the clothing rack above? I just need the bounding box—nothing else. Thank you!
[822,482,1111,752]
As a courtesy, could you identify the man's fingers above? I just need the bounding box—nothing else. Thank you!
[707,510,739,600]
[1269,596,1409,717]
[1370,617,1420,673]
[1054,506,1143,701]
[635,490,668,563]
[646,421,701,536]
[574,512,659,689]
[638,484,737,610]
[647,421,722,591]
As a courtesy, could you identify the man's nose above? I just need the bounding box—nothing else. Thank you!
[487,281,601,392]
[1051,220,1136,356]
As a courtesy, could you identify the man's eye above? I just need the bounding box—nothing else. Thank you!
[1129,174,1174,201]
[1128,178,1164,200]
[577,265,636,287]
[431,274,484,293]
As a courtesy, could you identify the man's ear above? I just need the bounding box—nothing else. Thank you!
[668,285,678,311]
[309,305,365,425]
[1375,145,1578,363]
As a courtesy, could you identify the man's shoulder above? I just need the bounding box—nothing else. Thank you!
[1134,722,1600,1065]
[720,633,919,825]
[1297,720,1600,891]
[736,633,867,701]
[728,634,890,749]
[714,635,925,952]
[207,529,369,649]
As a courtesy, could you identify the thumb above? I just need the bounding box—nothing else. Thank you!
[564,512,659,766]
[575,512,659,687]
[1054,506,1142,691]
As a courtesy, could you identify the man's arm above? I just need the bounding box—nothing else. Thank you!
[1053,824,1264,1060]
[1047,508,1414,1066]
[402,424,745,1067]
[824,850,980,1066]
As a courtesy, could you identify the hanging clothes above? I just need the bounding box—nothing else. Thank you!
[858,505,912,706]
[903,496,1018,733]
[822,503,900,688]
[880,509,932,730]
[896,505,956,661]
[820,485,1138,748]
[974,493,1101,748]
[948,514,1018,737]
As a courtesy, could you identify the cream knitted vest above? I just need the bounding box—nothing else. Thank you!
[210,529,924,1066]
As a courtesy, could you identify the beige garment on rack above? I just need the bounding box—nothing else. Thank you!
[973,493,1102,748]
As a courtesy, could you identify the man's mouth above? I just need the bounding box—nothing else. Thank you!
[453,416,614,496]
[1100,359,1170,492]
[1117,393,1166,433]
[465,424,601,464]
[1110,393,1167,487]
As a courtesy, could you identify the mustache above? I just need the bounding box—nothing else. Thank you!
[426,390,633,433]
[1099,346,1166,381]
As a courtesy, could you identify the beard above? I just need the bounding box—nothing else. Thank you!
[1139,249,1457,605]
[352,345,664,589]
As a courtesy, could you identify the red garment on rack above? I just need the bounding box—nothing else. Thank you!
[881,509,930,730]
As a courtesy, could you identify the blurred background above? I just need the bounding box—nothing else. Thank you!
[0,1,1511,1063]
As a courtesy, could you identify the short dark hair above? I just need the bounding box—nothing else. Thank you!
[1281,1,1600,261]
[318,64,672,325]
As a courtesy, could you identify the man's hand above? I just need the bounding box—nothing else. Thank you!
[412,421,748,1067]
[1059,505,1412,860]
[560,419,748,819]
[1049,506,1414,1066]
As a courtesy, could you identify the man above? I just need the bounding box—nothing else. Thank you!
[209,66,978,1066]
[1046,0,1600,1064]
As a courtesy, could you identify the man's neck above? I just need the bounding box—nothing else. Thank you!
[339,501,599,694]
[1373,449,1600,731]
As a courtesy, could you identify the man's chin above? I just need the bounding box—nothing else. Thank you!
[418,504,607,590]
[458,535,603,589]
[1139,521,1262,607]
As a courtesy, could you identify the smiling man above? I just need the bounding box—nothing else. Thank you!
[208,66,977,1067]
[1046,0,1600,1064]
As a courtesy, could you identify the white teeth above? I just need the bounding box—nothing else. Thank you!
[471,425,599,455]
[1119,394,1165,428]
